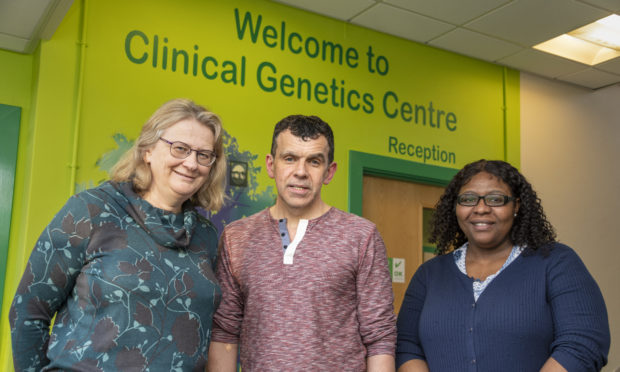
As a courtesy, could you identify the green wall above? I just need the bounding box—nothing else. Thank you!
[0,0,519,369]
[0,104,21,314]
[0,49,33,370]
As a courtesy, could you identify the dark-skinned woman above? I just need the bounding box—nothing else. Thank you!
[396,159,610,372]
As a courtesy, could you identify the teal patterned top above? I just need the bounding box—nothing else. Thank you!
[9,181,221,371]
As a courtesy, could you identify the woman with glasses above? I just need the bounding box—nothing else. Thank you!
[10,99,226,371]
[396,159,609,372]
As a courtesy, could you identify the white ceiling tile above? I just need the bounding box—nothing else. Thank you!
[383,0,511,25]
[498,48,587,77]
[596,57,620,75]
[557,68,620,89]
[351,3,454,43]
[0,32,29,53]
[0,0,52,38]
[271,0,375,21]
[577,0,620,12]
[429,28,523,62]
[466,0,611,46]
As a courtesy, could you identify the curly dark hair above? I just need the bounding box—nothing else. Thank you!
[430,159,556,255]
[270,115,335,164]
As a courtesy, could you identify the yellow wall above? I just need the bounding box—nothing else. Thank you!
[0,0,519,368]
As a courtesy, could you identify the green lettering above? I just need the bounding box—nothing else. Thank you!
[256,61,277,92]
[201,56,218,80]
[172,48,188,74]
[314,82,328,104]
[263,25,278,47]
[234,8,261,43]
[446,113,457,131]
[346,48,358,68]
[388,136,398,153]
[280,74,295,96]
[125,30,148,64]
[383,91,398,119]
[221,60,238,84]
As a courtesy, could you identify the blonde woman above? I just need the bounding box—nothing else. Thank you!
[10,99,226,371]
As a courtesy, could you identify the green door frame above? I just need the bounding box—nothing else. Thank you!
[0,104,21,311]
[348,150,458,216]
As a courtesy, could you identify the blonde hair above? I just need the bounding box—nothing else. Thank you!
[111,98,226,211]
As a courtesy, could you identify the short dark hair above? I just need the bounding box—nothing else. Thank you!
[270,115,335,164]
[430,159,556,255]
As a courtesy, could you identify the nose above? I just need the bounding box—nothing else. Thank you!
[182,151,199,170]
[293,160,308,177]
[472,198,491,213]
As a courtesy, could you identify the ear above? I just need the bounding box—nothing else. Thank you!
[514,198,520,215]
[266,153,275,179]
[144,148,153,164]
[322,162,337,185]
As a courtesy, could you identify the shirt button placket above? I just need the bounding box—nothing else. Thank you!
[467,302,478,372]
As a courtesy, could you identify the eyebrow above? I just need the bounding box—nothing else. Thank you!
[174,140,214,153]
[281,151,326,161]
[460,190,510,194]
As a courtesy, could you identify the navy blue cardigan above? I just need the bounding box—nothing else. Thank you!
[396,243,610,371]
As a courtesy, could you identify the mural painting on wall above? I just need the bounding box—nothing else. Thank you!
[82,131,275,235]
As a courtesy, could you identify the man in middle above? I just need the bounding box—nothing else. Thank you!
[208,114,396,371]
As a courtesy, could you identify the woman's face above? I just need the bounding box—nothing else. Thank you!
[144,118,214,212]
[456,171,519,253]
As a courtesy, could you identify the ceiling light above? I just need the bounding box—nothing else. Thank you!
[534,14,620,65]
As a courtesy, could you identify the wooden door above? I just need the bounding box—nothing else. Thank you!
[362,175,444,314]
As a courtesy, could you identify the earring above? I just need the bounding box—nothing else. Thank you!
[513,213,517,217]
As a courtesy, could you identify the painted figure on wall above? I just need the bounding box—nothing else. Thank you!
[229,161,248,187]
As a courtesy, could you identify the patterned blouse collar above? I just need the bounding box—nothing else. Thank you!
[109,181,198,249]
[453,243,524,301]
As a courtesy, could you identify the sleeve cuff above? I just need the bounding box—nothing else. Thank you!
[551,350,593,372]
[366,341,396,358]
[211,325,240,344]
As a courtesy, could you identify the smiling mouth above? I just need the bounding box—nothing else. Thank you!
[471,222,494,229]
[289,185,309,193]
[175,171,195,180]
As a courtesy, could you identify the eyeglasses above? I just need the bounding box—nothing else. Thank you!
[456,193,515,207]
[159,138,216,166]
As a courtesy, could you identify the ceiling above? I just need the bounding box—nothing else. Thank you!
[1,0,619,89]
[272,0,620,90]
[0,0,72,54]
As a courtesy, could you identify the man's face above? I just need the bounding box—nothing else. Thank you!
[266,130,336,216]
